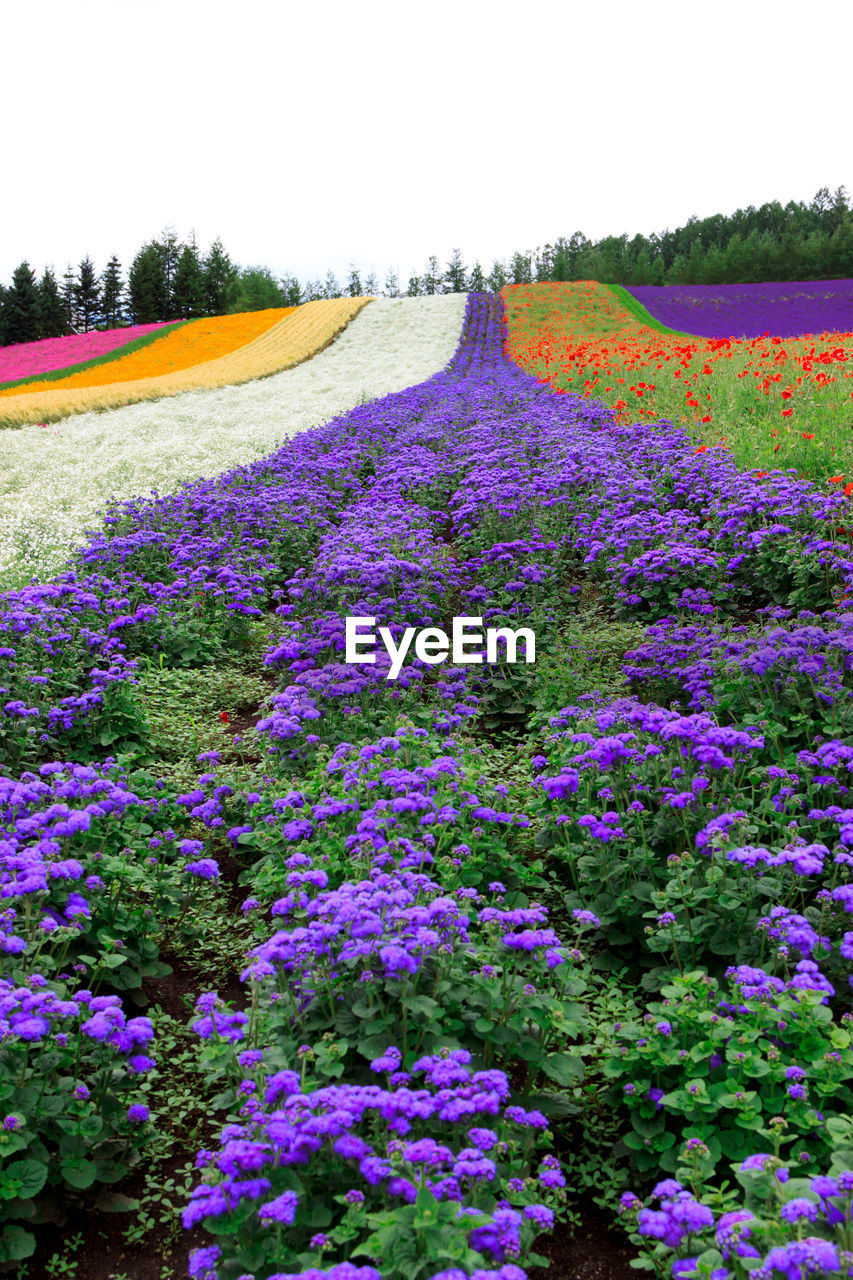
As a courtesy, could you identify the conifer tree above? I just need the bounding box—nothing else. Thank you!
[172,242,207,318]
[74,255,102,331]
[422,256,442,295]
[155,227,182,318]
[486,260,507,292]
[303,278,324,302]
[100,255,125,328]
[204,237,238,315]
[364,271,378,296]
[346,263,362,297]
[467,262,486,291]
[407,274,421,297]
[230,266,286,313]
[323,271,341,299]
[3,261,41,344]
[280,272,302,306]
[61,264,77,332]
[551,240,571,282]
[444,248,467,293]
[37,267,69,338]
[509,250,533,285]
[384,266,399,298]
[128,244,168,323]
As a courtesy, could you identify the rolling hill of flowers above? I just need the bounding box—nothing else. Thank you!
[0,299,369,427]
[0,320,179,388]
[503,280,853,486]
[625,279,853,340]
[0,295,466,587]
[2,285,853,1280]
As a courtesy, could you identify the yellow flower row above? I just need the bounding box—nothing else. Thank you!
[0,299,373,426]
[0,309,294,396]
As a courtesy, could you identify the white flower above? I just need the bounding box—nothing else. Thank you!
[0,296,467,584]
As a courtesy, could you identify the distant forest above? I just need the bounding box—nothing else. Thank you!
[2,187,851,347]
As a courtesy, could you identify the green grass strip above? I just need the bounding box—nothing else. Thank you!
[606,283,697,339]
[0,320,189,392]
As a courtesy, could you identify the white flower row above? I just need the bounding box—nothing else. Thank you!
[0,295,468,586]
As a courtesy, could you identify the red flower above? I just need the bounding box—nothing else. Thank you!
[781,408,793,417]
[219,712,230,724]
[802,432,815,440]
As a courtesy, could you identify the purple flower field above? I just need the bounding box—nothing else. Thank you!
[3,293,853,1278]
[626,279,853,338]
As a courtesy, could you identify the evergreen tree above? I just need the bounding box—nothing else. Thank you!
[303,278,325,302]
[229,266,286,313]
[172,242,208,318]
[422,256,442,294]
[486,260,507,292]
[204,237,238,315]
[323,270,341,299]
[73,255,101,331]
[384,266,399,298]
[509,251,533,285]
[364,271,378,296]
[407,275,421,297]
[444,248,467,293]
[345,263,362,297]
[467,262,486,291]
[37,267,69,338]
[534,244,554,282]
[551,239,572,282]
[100,255,125,328]
[128,243,168,323]
[61,264,77,332]
[3,261,41,345]
[280,272,302,306]
[154,227,182,318]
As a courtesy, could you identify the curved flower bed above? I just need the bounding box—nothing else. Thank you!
[0,321,175,386]
[0,298,369,427]
[626,279,853,340]
[0,309,293,396]
[0,295,466,584]
[502,280,853,484]
[1,292,853,1276]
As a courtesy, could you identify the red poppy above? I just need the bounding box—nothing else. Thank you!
[220,712,230,724]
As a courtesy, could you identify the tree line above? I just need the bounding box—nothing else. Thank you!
[2,187,852,348]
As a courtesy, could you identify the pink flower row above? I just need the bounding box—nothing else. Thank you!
[0,322,172,384]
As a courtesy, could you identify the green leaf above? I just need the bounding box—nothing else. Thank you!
[2,1159,47,1199]
[541,1052,584,1085]
[0,1224,36,1262]
[61,1160,98,1190]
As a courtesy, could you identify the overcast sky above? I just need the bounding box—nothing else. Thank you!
[4,0,851,288]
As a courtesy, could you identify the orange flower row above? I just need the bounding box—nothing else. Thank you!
[1,309,294,396]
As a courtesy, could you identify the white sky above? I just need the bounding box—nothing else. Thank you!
[3,0,851,288]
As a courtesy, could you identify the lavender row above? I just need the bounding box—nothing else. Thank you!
[2,294,853,1275]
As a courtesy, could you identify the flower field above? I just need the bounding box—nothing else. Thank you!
[625,280,853,340]
[0,298,369,427]
[502,281,853,485]
[0,321,178,388]
[0,295,466,586]
[4,288,853,1280]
